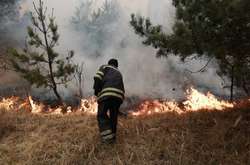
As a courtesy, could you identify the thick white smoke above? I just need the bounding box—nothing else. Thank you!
[10,0,231,100]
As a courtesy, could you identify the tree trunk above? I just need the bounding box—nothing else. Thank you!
[49,61,62,104]
[76,63,84,99]
[242,76,250,96]
[79,76,83,99]
[39,0,62,104]
[230,66,234,101]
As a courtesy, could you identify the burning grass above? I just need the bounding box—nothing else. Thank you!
[0,106,249,165]
[0,87,236,116]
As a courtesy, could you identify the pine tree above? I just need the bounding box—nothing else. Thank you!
[9,0,76,103]
[130,0,250,100]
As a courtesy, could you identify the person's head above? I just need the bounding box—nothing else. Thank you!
[108,58,118,68]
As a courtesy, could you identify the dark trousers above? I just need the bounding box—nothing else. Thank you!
[97,98,121,136]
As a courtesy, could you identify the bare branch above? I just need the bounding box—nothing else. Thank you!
[33,19,45,33]
[32,2,39,15]
[44,7,47,17]
[185,57,214,74]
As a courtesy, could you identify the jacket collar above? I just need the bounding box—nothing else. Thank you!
[105,65,119,71]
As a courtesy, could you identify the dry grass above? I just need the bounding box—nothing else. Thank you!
[0,107,249,165]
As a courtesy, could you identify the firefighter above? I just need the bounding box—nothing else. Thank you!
[93,59,125,143]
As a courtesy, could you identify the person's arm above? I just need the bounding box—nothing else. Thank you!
[93,67,105,96]
[93,78,102,96]
[121,74,125,94]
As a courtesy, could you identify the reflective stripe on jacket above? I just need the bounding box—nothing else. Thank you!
[93,65,125,102]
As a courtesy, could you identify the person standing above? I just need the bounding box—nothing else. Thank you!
[93,59,125,143]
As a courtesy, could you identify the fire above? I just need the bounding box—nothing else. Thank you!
[0,97,17,111]
[0,96,30,111]
[80,97,98,114]
[183,87,234,111]
[0,87,246,116]
[132,100,181,116]
[132,87,235,116]
[0,95,98,115]
[28,96,44,113]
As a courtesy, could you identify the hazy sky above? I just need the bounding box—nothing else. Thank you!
[23,0,174,23]
[14,0,231,99]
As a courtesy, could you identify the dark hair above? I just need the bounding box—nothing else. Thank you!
[108,59,118,68]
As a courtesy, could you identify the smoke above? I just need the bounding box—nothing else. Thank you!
[4,0,231,100]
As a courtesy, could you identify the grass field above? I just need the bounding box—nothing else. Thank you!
[0,107,249,165]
